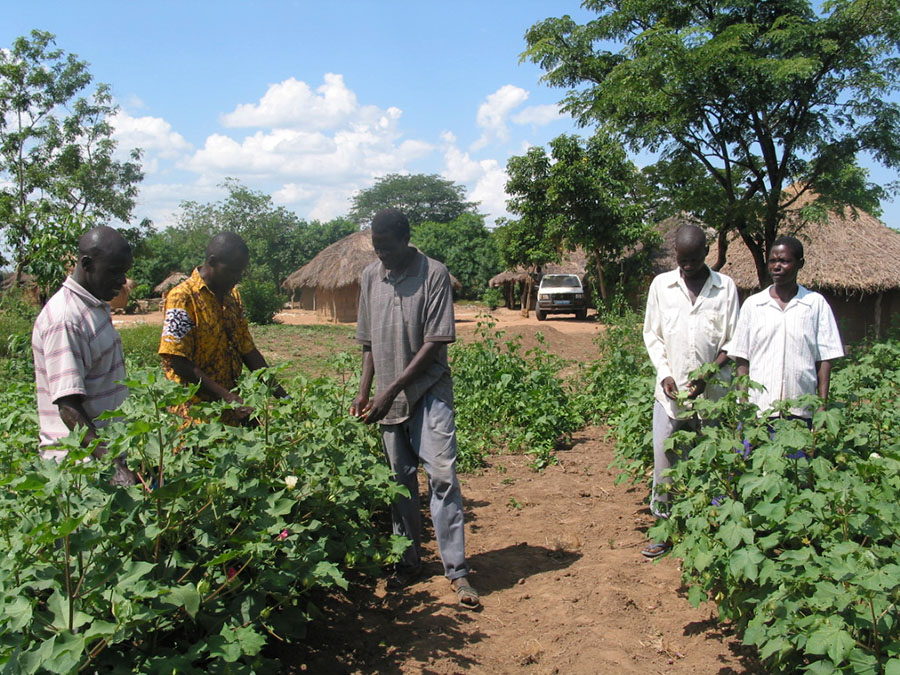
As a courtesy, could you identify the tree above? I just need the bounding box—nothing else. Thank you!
[504,132,648,301]
[411,214,501,299]
[131,180,356,294]
[523,0,900,285]
[0,30,143,293]
[349,173,479,228]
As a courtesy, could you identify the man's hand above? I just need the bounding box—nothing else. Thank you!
[362,390,397,424]
[222,392,254,424]
[661,376,679,400]
[687,377,707,399]
[350,394,370,420]
[110,457,138,487]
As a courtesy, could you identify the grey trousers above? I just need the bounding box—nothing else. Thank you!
[381,393,469,580]
[651,400,698,518]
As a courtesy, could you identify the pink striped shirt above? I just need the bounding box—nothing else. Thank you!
[32,277,128,458]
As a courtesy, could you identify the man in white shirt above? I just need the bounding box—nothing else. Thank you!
[729,236,843,419]
[642,225,740,557]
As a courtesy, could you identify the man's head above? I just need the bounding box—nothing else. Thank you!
[768,236,804,287]
[674,225,709,279]
[203,232,250,294]
[75,226,133,302]
[371,209,412,272]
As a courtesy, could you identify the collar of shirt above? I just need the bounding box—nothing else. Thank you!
[753,284,812,310]
[62,276,105,308]
[186,268,221,299]
[379,248,424,283]
[664,266,724,303]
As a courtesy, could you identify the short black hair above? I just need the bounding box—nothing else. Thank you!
[674,224,708,252]
[371,208,410,239]
[206,232,250,263]
[770,235,804,261]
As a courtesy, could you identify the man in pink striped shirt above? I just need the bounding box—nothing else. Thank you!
[32,226,136,485]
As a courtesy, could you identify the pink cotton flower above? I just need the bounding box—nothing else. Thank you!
[227,567,238,580]
[277,529,289,541]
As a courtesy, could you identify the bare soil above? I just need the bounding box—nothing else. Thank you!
[117,304,762,674]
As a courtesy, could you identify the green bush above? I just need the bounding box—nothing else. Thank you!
[619,340,900,674]
[118,323,163,370]
[239,276,284,325]
[450,318,583,471]
[480,287,503,311]
[573,307,654,483]
[0,367,407,672]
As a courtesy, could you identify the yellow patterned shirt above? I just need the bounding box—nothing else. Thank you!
[158,268,256,402]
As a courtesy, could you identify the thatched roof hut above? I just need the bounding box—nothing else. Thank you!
[154,272,189,298]
[282,229,461,323]
[706,191,900,341]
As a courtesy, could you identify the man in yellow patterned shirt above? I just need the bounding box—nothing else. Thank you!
[158,232,284,423]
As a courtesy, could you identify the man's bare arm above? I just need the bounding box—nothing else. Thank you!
[162,354,241,403]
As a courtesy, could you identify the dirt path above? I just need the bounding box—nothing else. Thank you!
[283,430,760,674]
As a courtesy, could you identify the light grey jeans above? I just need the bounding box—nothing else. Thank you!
[651,400,698,518]
[380,392,469,580]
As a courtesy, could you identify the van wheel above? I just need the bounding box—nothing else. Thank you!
[575,309,587,320]
[536,309,546,321]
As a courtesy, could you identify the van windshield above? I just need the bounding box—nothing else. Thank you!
[541,276,581,288]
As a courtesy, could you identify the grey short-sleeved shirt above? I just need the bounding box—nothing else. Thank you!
[357,249,455,424]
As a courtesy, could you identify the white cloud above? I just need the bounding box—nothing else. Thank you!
[222,73,377,131]
[512,104,562,127]
[471,85,529,151]
[112,111,193,166]
[441,145,510,226]
[186,99,431,186]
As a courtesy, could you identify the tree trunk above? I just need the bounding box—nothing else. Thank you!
[520,277,532,317]
[593,249,607,301]
[712,229,729,271]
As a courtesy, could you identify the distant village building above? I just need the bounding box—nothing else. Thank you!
[154,272,189,298]
[282,229,460,323]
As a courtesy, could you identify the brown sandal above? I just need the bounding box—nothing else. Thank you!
[452,578,481,609]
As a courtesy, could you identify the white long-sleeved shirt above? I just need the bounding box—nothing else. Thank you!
[643,267,740,419]
[729,285,844,417]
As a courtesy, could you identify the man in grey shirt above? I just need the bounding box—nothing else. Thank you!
[350,208,479,609]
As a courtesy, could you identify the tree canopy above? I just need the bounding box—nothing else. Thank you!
[348,173,479,228]
[411,214,501,298]
[0,30,143,294]
[131,179,356,294]
[523,0,900,284]
[504,132,648,300]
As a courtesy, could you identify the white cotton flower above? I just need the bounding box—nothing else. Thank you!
[285,475,298,490]
[869,453,882,460]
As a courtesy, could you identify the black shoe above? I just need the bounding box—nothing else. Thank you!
[386,564,422,591]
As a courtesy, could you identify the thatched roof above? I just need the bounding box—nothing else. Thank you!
[489,248,589,287]
[708,190,900,293]
[283,230,372,291]
[282,229,462,291]
[154,272,189,296]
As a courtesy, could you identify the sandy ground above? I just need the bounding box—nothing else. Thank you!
[116,304,762,673]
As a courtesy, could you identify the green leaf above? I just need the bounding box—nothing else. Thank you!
[806,623,855,665]
[687,584,706,607]
[42,631,85,675]
[729,547,764,581]
[165,585,201,619]
[884,658,900,675]
[718,521,754,549]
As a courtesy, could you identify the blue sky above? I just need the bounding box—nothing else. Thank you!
[3,1,898,232]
